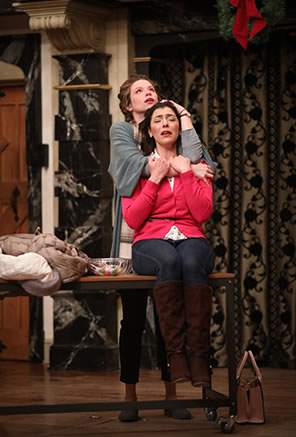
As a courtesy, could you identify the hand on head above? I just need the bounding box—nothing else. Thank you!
[160,99,186,116]
[161,100,187,115]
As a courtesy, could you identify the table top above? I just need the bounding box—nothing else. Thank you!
[0,272,235,294]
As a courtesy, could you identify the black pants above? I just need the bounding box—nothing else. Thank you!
[119,289,170,384]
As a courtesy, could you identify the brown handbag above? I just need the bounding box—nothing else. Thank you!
[236,350,265,424]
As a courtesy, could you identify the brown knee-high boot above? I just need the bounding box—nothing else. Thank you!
[183,284,212,387]
[153,281,190,383]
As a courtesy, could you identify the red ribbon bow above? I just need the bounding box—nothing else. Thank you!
[228,0,267,49]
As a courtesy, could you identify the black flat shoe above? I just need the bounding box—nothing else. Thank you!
[164,408,192,420]
[118,409,139,422]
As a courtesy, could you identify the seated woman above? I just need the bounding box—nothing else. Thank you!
[108,74,215,421]
[121,101,215,386]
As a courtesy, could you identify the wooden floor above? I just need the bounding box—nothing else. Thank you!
[0,361,295,437]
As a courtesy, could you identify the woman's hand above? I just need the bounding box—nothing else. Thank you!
[167,166,179,177]
[160,100,192,131]
[160,99,187,116]
[191,162,214,187]
[149,157,170,184]
[170,156,191,174]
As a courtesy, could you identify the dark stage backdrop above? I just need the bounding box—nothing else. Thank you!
[150,33,296,369]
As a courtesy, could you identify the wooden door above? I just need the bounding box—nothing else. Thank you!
[0,85,30,360]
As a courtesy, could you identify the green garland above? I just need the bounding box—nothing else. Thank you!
[215,0,286,45]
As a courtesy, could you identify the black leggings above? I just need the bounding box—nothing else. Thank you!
[119,289,170,384]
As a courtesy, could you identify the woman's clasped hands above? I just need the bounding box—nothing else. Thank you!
[148,156,171,184]
[148,156,214,187]
[170,156,191,174]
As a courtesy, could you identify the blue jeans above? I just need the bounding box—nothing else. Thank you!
[132,238,215,287]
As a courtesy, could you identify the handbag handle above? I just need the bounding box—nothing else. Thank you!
[236,350,263,383]
[236,350,248,380]
[248,350,263,383]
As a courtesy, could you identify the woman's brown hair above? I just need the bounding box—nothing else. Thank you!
[118,74,163,122]
[139,101,181,156]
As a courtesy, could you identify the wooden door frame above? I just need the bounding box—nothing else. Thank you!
[0,33,43,362]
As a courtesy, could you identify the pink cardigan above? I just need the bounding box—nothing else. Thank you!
[121,169,213,245]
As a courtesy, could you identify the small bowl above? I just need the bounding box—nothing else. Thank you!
[88,258,131,276]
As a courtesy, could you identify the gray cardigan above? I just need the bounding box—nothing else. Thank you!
[108,120,216,257]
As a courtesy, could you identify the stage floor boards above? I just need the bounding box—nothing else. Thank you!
[0,361,295,437]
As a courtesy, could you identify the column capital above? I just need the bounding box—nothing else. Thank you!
[13,0,111,52]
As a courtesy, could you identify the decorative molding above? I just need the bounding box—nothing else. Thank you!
[133,57,167,64]
[13,0,111,52]
[54,83,112,91]
[13,1,72,30]
[0,79,25,87]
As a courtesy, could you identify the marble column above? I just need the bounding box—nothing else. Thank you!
[50,52,117,370]
[50,290,119,370]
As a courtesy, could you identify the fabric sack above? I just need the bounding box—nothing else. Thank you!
[0,228,89,283]
[236,350,265,424]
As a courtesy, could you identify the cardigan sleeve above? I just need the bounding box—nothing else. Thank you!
[108,121,149,197]
[179,129,217,174]
[201,143,217,174]
[121,180,159,230]
[179,128,203,163]
[108,121,217,198]
[180,169,213,223]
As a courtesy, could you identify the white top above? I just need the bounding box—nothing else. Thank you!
[150,150,187,241]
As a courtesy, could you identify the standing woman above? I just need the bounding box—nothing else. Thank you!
[122,101,215,386]
[108,75,215,422]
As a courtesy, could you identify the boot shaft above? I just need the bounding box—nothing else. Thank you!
[183,284,212,355]
[152,280,185,354]
[183,284,212,387]
[153,280,190,383]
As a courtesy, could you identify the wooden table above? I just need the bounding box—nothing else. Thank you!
[0,273,237,434]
